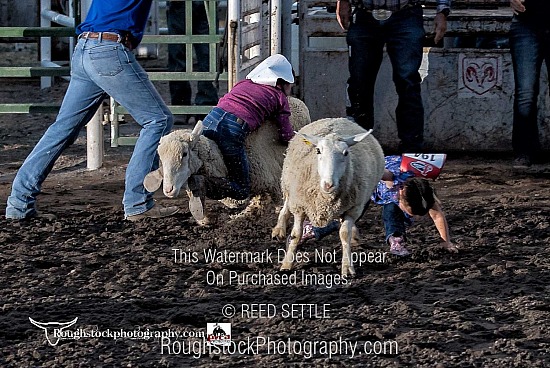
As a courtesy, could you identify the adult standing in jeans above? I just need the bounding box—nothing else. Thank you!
[166,0,219,124]
[509,0,549,168]
[336,0,451,153]
[5,0,179,221]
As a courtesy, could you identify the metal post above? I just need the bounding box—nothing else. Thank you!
[271,0,281,55]
[227,0,239,89]
[40,0,52,89]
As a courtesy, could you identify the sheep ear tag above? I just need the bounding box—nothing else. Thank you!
[301,138,313,146]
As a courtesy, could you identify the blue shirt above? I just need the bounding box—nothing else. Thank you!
[76,0,153,45]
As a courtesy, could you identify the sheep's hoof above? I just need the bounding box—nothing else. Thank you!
[188,196,205,221]
[271,227,286,241]
[280,264,293,272]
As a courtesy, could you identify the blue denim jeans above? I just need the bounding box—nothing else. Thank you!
[346,6,425,152]
[509,16,549,158]
[201,107,251,200]
[382,202,410,242]
[5,37,173,219]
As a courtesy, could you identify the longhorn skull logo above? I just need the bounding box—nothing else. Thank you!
[29,317,78,346]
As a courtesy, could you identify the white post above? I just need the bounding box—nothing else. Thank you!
[86,106,104,170]
[80,0,101,169]
[270,0,281,55]
[227,0,240,89]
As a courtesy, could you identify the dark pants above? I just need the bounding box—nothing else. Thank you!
[346,6,425,152]
[166,1,218,106]
[509,16,549,159]
[202,108,251,200]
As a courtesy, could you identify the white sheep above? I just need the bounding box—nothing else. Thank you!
[271,117,385,277]
[143,96,311,223]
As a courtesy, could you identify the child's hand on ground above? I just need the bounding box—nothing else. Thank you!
[440,241,459,253]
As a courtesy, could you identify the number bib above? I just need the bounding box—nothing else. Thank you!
[400,153,447,179]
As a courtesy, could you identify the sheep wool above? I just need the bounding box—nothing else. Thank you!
[274,117,385,276]
[281,117,385,227]
[246,96,311,197]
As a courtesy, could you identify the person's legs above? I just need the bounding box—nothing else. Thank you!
[6,39,106,219]
[509,18,543,163]
[167,1,192,108]
[346,14,385,130]
[385,6,425,153]
[382,202,407,241]
[192,1,218,108]
[382,202,410,256]
[83,39,173,217]
[201,109,250,200]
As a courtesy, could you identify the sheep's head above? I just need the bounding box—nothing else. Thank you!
[297,129,373,195]
[144,121,204,198]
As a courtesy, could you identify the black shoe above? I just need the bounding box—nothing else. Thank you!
[513,154,531,169]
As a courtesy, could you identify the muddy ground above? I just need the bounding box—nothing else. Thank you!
[1,46,550,367]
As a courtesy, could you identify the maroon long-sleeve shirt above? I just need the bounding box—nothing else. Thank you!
[216,79,294,142]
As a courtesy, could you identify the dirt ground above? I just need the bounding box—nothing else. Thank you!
[1,46,550,367]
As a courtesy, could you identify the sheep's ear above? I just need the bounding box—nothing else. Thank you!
[343,129,373,147]
[191,120,204,139]
[144,168,163,192]
[189,120,204,149]
[296,131,319,146]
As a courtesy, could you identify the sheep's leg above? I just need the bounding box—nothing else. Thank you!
[351,225,360,246]
[280,212,305,271]
[272,196,291,240]
[186,190,208,226]
[339,215,355,277]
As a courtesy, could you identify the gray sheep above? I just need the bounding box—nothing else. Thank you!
[272,117,385,276]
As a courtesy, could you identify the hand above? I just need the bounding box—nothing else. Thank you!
[337,0,352,31]
[440,241,459,253]
[510,0,526,15]
[433,12,448,44]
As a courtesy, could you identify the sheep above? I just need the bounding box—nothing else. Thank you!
[143,96,311,224]
[271,117,385,277]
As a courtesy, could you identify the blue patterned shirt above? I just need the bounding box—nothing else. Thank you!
[371,155,415,205]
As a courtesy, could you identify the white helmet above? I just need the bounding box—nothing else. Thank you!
[246,54,294,86]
